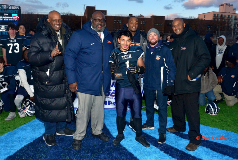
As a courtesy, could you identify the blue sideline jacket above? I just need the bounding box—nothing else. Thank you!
[218,64,238,96]
[64,21,114,96]
[143,44,176,91]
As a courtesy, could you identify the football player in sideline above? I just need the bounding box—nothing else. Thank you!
[0,56,17,120]
[0,23,26,66]
[110,30,150,147]
[15,49,34,118]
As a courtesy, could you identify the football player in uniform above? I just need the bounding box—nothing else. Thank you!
[0,23,26,66]
[17,23,33,49]
[15,49,34,118]
[0,56,17,120]
[17,23,26,36]
[110,30,150,147]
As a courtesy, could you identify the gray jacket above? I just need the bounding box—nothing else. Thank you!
[200,67,218,93]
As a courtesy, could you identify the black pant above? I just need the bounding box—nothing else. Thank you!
[171,92,202,145]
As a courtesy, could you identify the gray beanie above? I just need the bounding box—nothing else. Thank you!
[147,28,160,39]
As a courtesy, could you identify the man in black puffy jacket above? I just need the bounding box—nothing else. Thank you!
[28,10,74,147]
[167,18,210,151]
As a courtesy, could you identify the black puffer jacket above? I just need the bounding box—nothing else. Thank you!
[28,16,73,122]
[169,25,211,95]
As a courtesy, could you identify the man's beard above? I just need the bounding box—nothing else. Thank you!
[92,24,106,32]
[149,40,158,46]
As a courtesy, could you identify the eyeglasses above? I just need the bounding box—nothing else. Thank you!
[92,18,106,23]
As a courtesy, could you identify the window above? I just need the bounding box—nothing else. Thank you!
[231,15,233,18]
[221,14,223,17]
[217,14,219,17]
[140,21,145,25]
[228,15,230,18]
[204,15,205,18]
[224,15,226,18]
[213,14,216,17]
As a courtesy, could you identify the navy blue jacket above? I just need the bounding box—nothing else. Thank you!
[228,43,238,60]
[64,21,114,96]
[219,64,238,96]
[144,44,176,90]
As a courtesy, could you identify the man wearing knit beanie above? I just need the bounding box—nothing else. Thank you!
[147,28,160,40]
[143,28,176,144]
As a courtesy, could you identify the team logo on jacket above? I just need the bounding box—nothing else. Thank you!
[181,47,186,50]
[107,41,112,43]
[156,55,160,60]
[231,75,235,78]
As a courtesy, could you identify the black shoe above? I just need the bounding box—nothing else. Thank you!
[92,132,110,141]
[43,134,57,146]
[135,136,150,147]
[167,127,177,133]
[158,133,166,144]
[72,139,82,150]
[113,134,125,145]
[56,127,75,136]
[129,121,136,132]
[142,123,155,130]
[186,142,201,151]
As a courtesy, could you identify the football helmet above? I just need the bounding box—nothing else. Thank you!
[0,81,8,93]
[205,102,220,115]
[22,99,35,116]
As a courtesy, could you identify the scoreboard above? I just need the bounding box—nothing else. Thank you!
[0,4,21,36]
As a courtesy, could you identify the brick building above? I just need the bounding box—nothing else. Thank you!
[84,6,165,33]
[198,3,238,36]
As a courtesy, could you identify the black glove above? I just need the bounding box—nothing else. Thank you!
[110,63,116,74]
[162,85,174,96]
[137,66,145,74]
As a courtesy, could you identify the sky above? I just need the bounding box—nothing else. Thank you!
[1,0,238,20]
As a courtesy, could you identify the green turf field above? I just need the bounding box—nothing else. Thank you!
[1,100,237,136]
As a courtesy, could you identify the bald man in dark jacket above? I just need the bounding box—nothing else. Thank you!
[28,10,74,147]
[167,18,210,151]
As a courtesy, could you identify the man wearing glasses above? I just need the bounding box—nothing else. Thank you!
[64,11,114,150]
